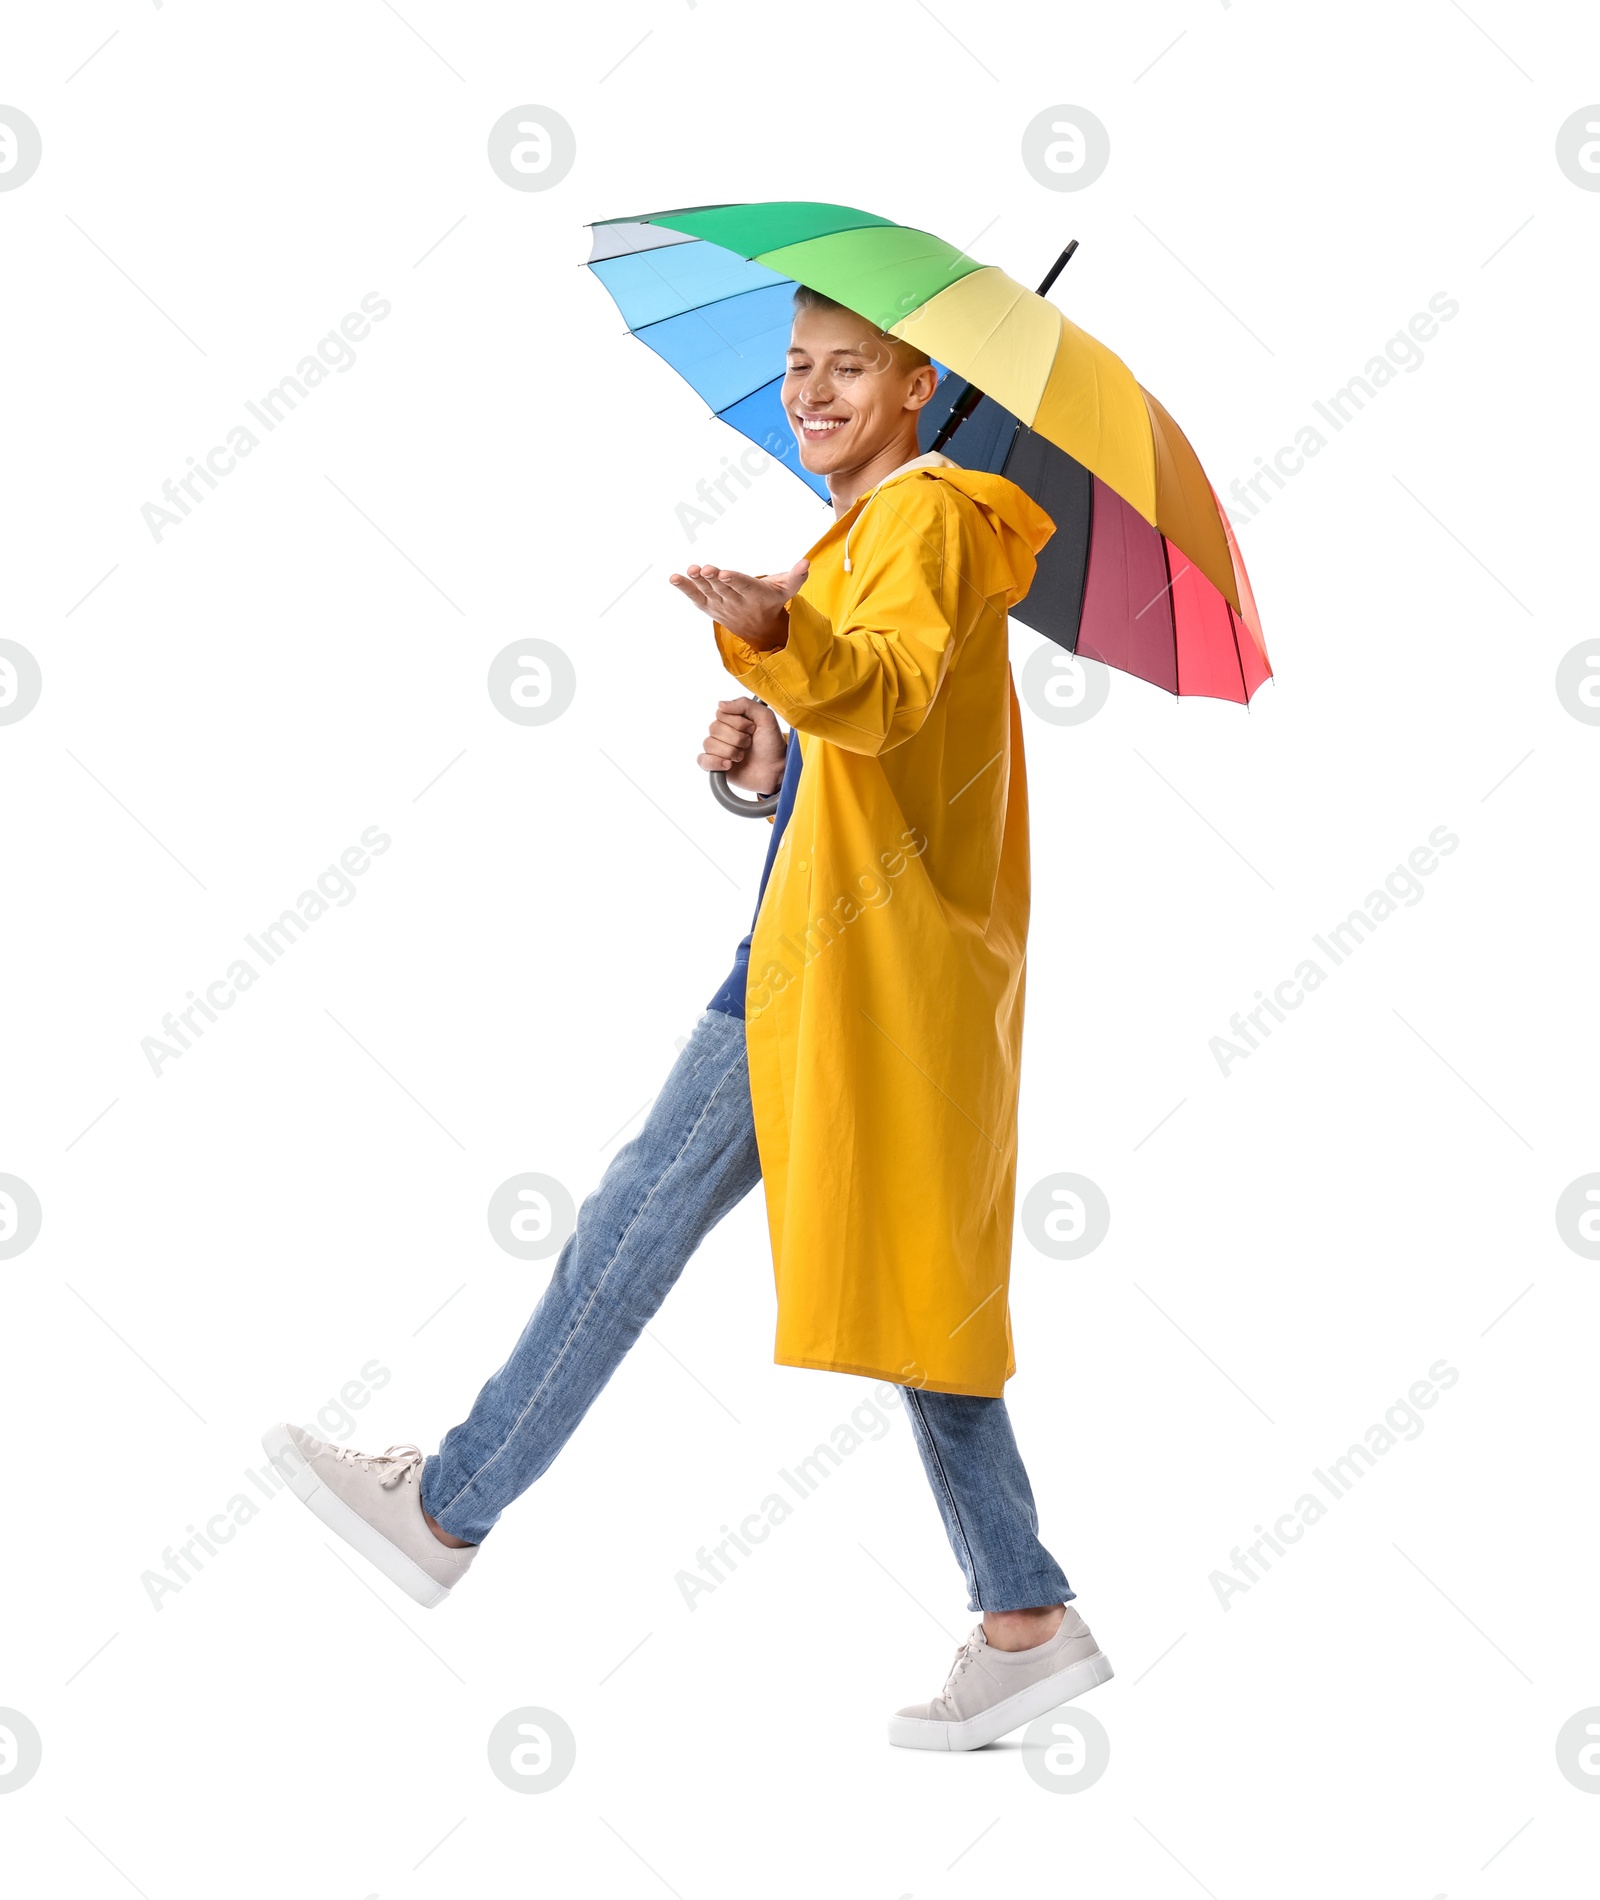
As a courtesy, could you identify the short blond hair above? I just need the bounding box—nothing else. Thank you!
[791,283,932,374]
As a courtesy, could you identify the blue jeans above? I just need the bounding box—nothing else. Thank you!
[421,1009,1071,1614]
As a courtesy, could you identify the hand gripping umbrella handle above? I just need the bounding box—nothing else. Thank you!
[709,772,780,817]
[709,696,782,818]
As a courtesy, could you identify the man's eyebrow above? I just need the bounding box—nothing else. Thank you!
[785,344,875,358]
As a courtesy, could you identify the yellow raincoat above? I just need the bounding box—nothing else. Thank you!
[714,452,1056,1397]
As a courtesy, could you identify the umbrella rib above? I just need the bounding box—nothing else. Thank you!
[707,371,833,499]
[1076,466,1094,656]
[1226,605,1251,706]
[954,274,1025,359]
[709,370,779,416]
[620,234,714,311]
[633,270,791,360]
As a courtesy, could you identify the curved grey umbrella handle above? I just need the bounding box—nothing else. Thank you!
[709,771,779,818]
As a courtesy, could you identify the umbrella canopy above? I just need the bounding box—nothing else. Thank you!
[586,201,1269,705]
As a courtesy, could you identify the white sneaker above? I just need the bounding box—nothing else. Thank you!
[261,1423,477,1609]
[888,1607,1113,1751]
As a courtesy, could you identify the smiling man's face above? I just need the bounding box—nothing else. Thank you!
[782,301,937,481]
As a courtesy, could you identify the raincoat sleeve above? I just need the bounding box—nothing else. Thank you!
[714,477,972,757]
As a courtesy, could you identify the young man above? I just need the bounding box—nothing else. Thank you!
[264,286,1112,1751]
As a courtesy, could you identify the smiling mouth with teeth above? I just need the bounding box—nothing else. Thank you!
[799,415,848,434]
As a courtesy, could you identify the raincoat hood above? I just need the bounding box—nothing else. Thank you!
[838,451,1056,595]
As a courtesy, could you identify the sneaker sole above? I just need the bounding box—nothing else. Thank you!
[260,1424,453,1610]
[887,1647,1114,1752]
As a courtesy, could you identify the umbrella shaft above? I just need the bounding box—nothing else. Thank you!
[1035,237,1080,299]
[928,238,1079,455]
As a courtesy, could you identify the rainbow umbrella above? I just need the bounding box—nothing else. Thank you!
[585,200,1269,706]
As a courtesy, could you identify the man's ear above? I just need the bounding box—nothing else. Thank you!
[907,362,939,411]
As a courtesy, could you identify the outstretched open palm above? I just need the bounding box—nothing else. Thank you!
[668,558,809,651]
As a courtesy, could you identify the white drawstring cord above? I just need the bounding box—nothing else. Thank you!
[842,488,877,573]
[841,452,952,572]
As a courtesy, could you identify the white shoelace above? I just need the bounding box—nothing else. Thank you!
[940,1626,988,1703]
[328,1443,424,1489]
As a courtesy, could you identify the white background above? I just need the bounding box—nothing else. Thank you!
[2,3,1596,1895]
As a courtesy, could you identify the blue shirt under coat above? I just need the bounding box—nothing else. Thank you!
[706,731,804,1019]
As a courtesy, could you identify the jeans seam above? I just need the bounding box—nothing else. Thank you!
[906,1388,985,1613]
[434,1032,750,1518]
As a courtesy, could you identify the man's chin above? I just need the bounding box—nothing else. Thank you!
[794,430,853,474]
